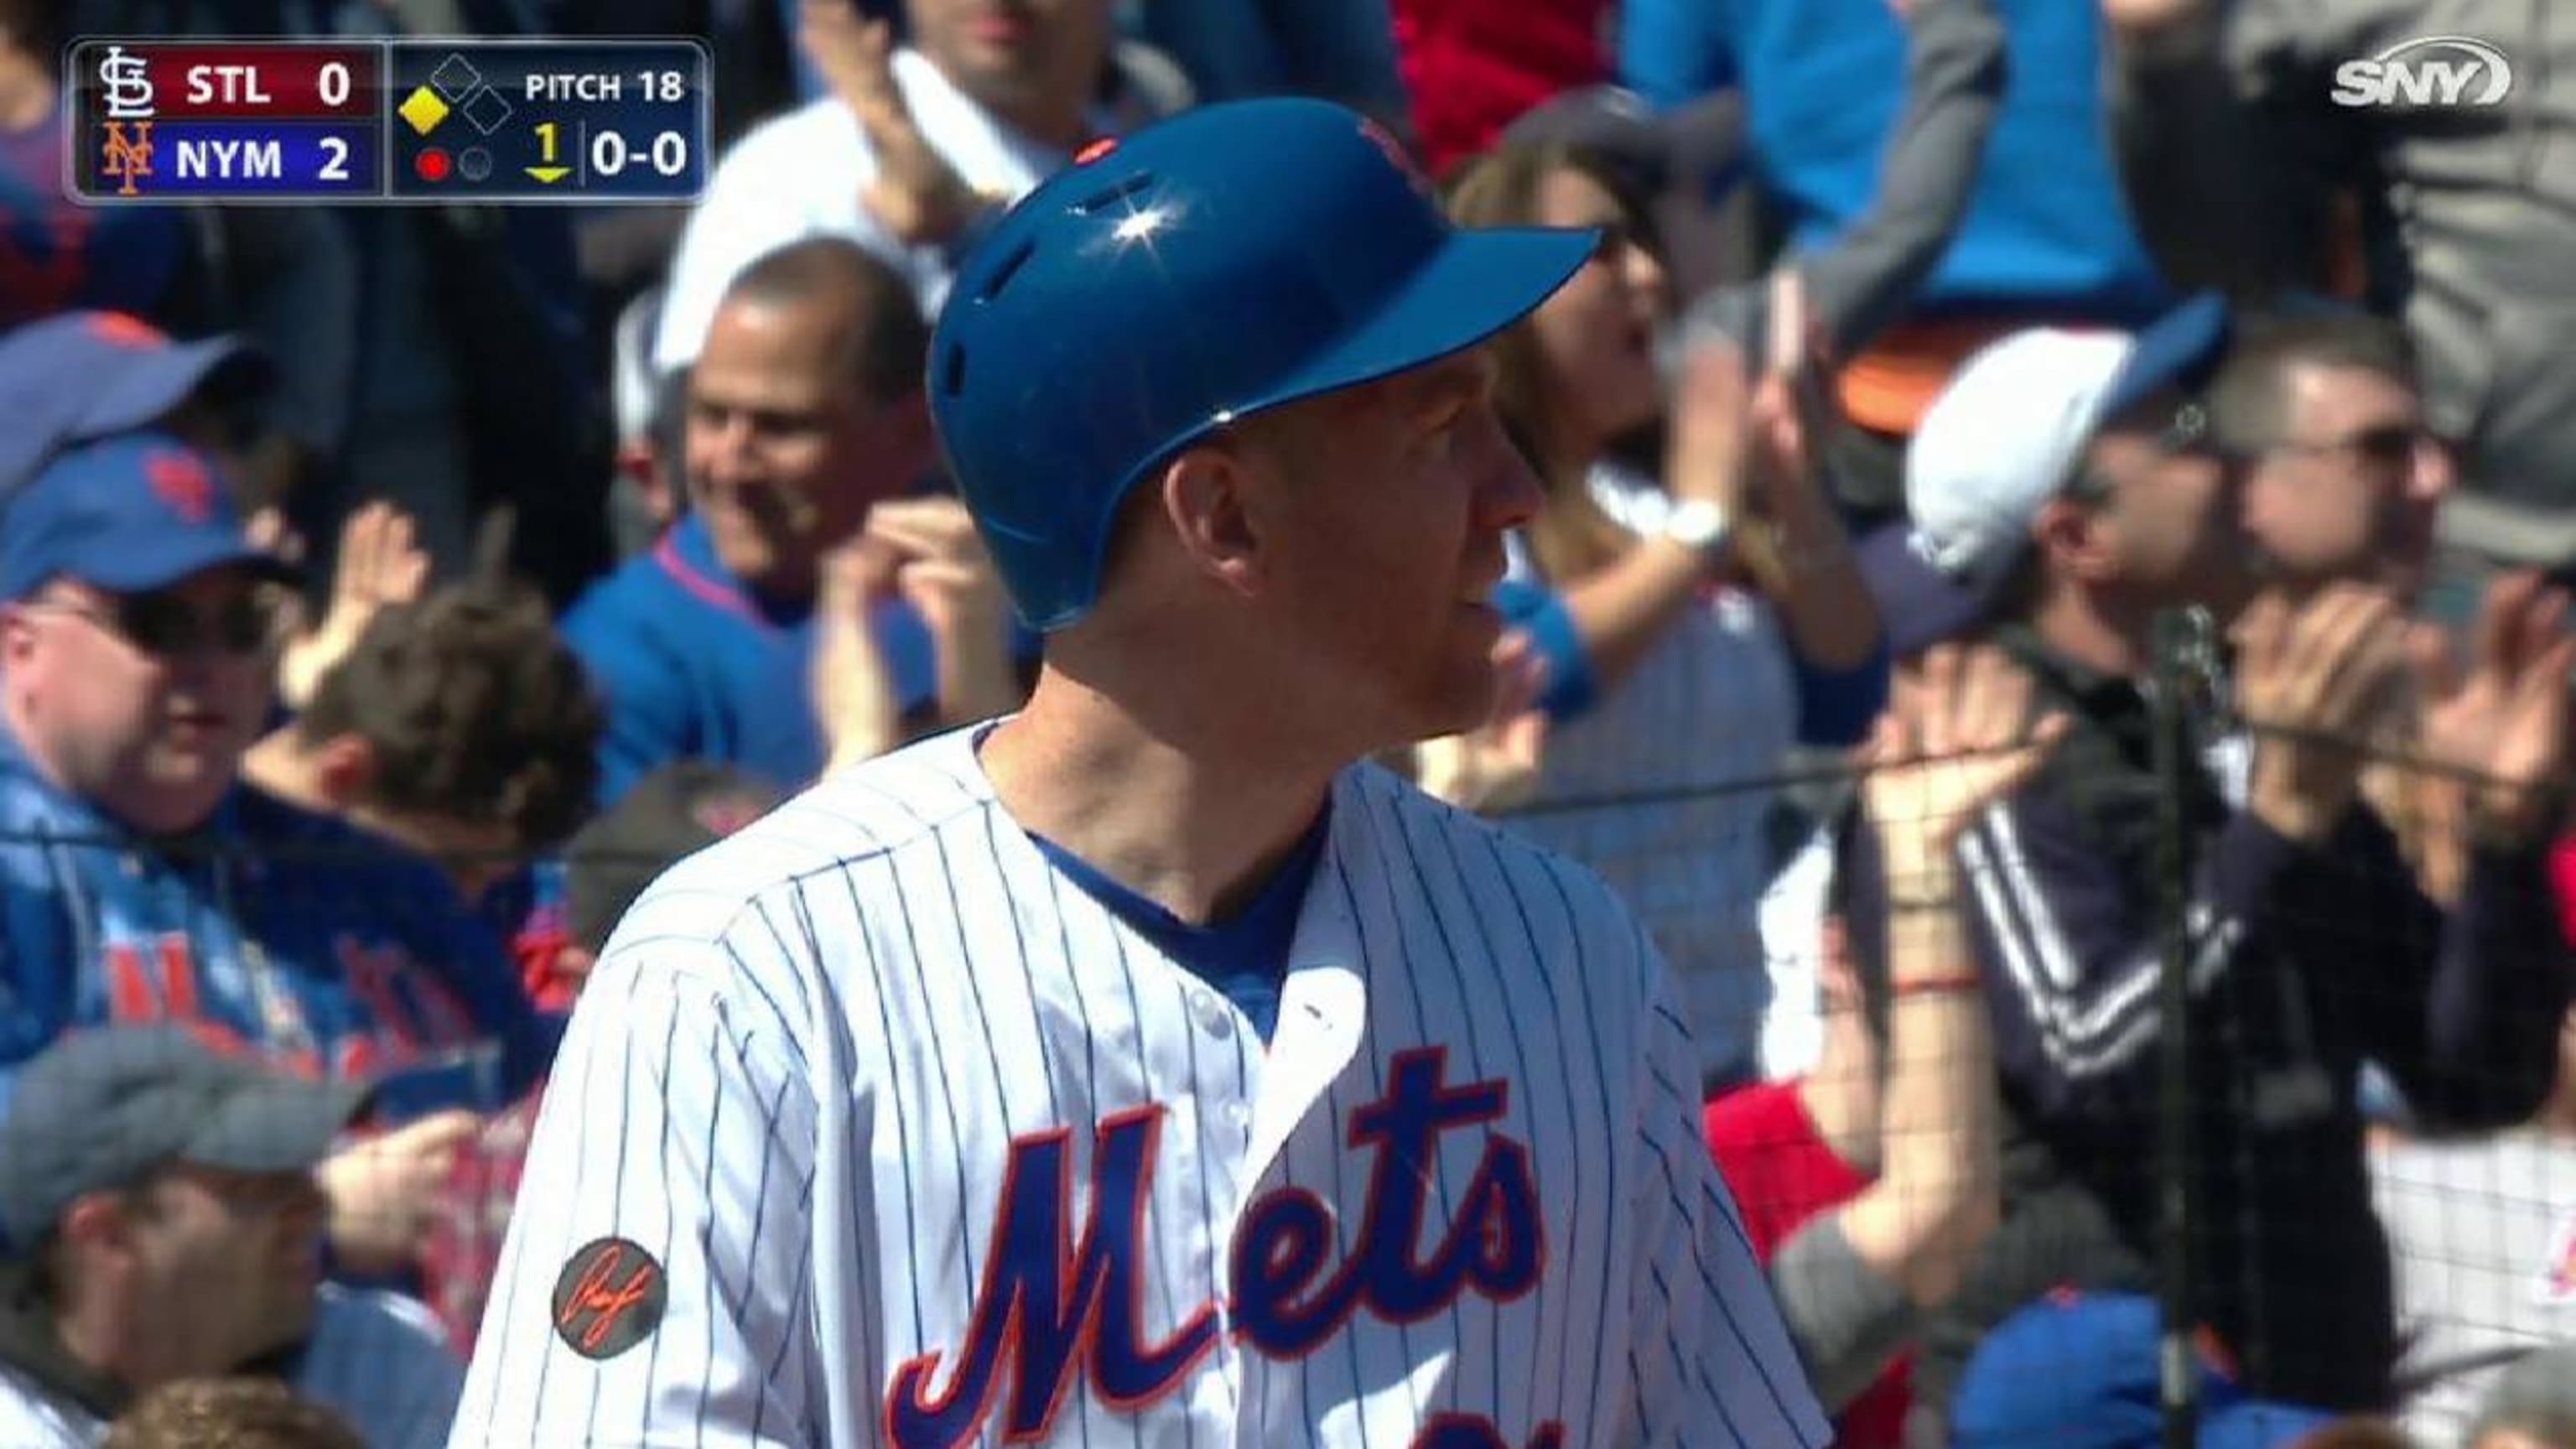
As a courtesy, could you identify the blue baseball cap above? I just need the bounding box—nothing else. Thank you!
[0,311,270,496]
[1949,1291,2336,1449]
[1857,293,2233,656]
[0,431,293,600]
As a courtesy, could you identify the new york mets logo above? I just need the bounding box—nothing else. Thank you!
[884,1047,1551,1448]
[100,122,154,197]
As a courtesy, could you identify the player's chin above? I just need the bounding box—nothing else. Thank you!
[1415,615,1507,733]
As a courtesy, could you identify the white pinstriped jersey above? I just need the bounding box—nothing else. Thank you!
[446,727,1826,1449]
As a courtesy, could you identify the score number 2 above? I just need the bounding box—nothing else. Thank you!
[535,120,690,179]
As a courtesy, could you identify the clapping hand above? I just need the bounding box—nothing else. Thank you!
[277,501,431,709]
[864,496,1020,725]
[812,538,905,775]
[2413,571,2575,846]
[802,0,989,247]
[2233,584,2412,844]
[1862,643,2069,872]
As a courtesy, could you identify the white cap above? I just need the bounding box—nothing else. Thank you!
[1903,329,2135,589]
[1855,293,2232,656]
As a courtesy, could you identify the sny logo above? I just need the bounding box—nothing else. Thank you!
[99,122,154,197]
[2331,35,2512,108]
[885,1047,1550,1449]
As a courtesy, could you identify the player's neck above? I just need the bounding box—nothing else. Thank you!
[979,667,1339,925]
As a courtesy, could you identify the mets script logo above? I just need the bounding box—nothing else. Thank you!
[100,122,154,197]
[884,1047,1555,1449]
[552,1237,668,1359]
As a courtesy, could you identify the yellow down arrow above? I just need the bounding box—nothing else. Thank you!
[526,166,570,184]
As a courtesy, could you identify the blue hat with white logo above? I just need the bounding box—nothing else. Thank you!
[0,431,293,600]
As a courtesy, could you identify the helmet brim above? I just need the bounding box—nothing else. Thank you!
[1243,224,1601,418]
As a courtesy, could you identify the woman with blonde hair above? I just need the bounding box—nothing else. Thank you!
[1427,0,2004,1089]
[1441,139,1886,1090]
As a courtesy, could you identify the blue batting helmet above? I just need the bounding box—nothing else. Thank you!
[928,97,1597,631]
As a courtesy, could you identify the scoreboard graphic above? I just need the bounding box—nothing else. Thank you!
[65,38,710,205]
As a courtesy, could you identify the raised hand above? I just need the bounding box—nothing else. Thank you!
[2415,570,2575,845]
[317,1107,480,1276]
[1862,642,2069,869]
[801,0,989,247]
[2234,583,2412,844]
[864,496,1020,724]
[1664,327,1757,517]
[278,501,431,709]
[811,537,905,775]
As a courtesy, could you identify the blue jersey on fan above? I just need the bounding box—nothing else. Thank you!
[0,724,561,1119]
[564,513,942,805]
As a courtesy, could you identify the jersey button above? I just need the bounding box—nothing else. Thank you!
[1223,1099,1251,1130]
[1191,990,1233,1039]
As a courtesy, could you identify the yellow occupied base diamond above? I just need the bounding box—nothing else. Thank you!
[399,86,450,134]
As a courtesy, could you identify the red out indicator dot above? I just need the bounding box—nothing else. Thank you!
[415,148,452,182]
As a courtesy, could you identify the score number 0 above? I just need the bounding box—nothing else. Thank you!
[532,119,691,178]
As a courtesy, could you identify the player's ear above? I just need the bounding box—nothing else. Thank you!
[1158,440,1266,603]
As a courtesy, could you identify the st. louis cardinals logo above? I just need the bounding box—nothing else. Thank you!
[885,1047,1550,1449]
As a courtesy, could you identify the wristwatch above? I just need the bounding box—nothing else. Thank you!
[1659,499,1735,562]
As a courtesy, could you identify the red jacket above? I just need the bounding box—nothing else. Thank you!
[1392,0,1613,174]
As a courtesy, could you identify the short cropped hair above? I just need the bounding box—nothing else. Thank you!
[719,237,929,408]
[295,581,603,849]
[2209,307,2418,454]
[103,1377,365,1449]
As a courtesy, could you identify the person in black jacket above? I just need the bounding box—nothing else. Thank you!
[1847,293,2573,1442]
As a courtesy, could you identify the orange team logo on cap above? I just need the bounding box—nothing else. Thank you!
[145,449,215,523]
[86,311,169,348]
[1073,136,1118,165]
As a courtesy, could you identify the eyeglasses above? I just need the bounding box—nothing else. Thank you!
[2266,420,2440,470]
[24,588,275,657]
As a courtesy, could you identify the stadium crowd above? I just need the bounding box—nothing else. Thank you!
[2,0,2575,1445]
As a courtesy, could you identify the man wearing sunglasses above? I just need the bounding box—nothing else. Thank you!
[2214,309,2454,606]
[0,432,561,1285]
[1849,294,2572,1445]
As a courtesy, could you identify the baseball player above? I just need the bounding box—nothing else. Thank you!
[450,98,1828,1449]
